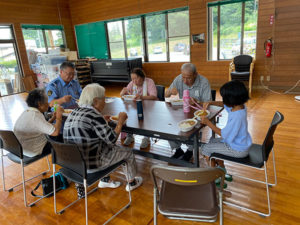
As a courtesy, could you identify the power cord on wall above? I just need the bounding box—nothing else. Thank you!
[260,79,300,95]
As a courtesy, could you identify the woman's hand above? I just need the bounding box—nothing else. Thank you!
[56,106,64,119]
[120,87,129,96]
[134,94,142,100]
[118,112,128,125]
[50,112,56,121]
[103,115,111,122]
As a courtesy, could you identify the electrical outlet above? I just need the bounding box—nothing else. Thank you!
[266,76,270,81]
[260,76,264,81]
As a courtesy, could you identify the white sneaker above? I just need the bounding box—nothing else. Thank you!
[125,176,143,192]
[98,180,121,188]
[140,137,150,148]
[123,135,134,146]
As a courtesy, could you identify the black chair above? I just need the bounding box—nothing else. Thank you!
[210,111,284,217]
[0,130,51,207]
[211,89,216,101]
[48,139,132,225]
[150,165,225,224]
[229,55,255,97]
[156,85,165,101]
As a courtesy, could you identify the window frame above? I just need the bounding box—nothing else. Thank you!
[0,24,23,78]
[106,8,190,63]
[21,25,67,54]
[207,0,257,61]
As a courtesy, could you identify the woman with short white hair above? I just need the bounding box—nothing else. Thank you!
[63,83,142,198]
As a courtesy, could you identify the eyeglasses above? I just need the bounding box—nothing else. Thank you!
[62,70,76,76]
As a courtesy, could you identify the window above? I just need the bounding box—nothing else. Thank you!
[107,21,126,59]
[208,0,258,60]
[0,25,23,96]
[106,8,190,62]
[125,18,144,60]
[146,14,167,61]
[168,10,190,62]
[22,25,66,54]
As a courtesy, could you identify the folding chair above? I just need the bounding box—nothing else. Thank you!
[210,111,284,217]
[150,165,225,225]
[49,139,132,225]
[0,130,51,207]
[156,85,165,101]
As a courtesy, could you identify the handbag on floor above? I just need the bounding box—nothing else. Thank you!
[31,172,69,198]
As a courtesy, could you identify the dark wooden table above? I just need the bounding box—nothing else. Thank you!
[102,98,223,167]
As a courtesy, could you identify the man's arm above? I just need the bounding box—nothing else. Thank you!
[165,77,179,97]
[49,95,72,107]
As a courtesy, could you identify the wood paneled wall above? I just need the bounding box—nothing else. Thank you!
[0,0,76,78]
[2,0,297,89]
[69,0,289,88]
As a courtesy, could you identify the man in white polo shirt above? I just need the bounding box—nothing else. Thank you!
[14,89,63,157]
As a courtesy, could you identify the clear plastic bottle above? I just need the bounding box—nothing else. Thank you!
[53,101,58,112]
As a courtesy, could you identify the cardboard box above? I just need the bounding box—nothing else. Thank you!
[60,51,78,61]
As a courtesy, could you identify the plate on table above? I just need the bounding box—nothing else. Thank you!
[63,109,73,117]
[194,110,210,120]
[177,119,197,132]
[122,95,135,101]
[170,99,183,106]
[105,97,115,103]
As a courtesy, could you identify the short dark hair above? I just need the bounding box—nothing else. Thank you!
[220,80,249,107]
[131,68,145,79]
[60,61,75,71]
[26,88,47,108]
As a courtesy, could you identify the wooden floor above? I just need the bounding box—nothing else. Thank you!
[0,86,300,225]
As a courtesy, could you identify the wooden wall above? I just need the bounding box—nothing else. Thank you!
[270,0,300,88]
[69,0,288,88]
[2,0,298,89]
[0,0,76,78]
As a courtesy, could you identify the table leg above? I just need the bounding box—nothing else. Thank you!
[193,132,199,167]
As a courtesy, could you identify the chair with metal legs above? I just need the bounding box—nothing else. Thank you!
[150,165,225,225]
[0,130,51,207]
[210,111,284,217]
[49,139,132,225]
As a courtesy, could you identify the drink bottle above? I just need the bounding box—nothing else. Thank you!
[136,100,144,120]
[183,90,190,113]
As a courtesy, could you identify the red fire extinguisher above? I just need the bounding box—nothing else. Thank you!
[264,38,273,57]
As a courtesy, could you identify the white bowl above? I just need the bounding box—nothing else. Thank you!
[63,109,73,117]
[194,110,210,120]
[123,95,135,101]
[170,99,183,106]
[110,115,127,124]
[178,119,198,132]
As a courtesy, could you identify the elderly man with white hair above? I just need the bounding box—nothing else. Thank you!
[165,63,212,162]
[63,83,142,198]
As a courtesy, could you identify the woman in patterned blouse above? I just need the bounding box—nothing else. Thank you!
[64,83,142,198]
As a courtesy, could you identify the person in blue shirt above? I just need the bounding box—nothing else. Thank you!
[200,80,252,184]
[46,61,82,109]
